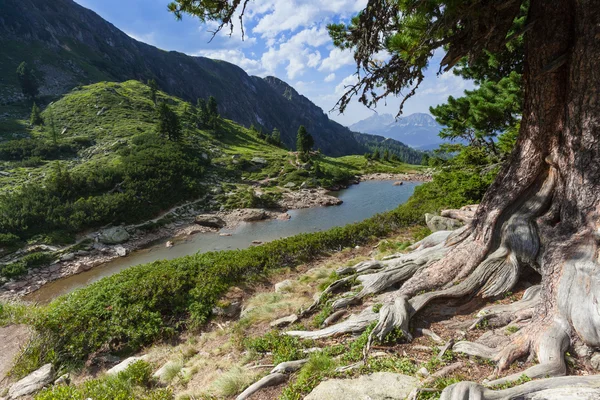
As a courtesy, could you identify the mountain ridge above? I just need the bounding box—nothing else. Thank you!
[0,0,365,156]
[350,112,445,149]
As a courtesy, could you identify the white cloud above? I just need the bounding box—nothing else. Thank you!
[324,73,336,82]
[194,49,265,76]
[260,26,330,79]
[319,48,355,72]
[335,74,359,95]
[249,0,367,38]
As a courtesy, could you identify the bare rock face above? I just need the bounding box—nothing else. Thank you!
[304,372,418,400]
[274,279,293,293]
[8,363,54,399]
[98,227,130,244]
[195,214,226,228]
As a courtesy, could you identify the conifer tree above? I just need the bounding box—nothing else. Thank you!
[147,79,158,104]
[157,102,182,141]
[16,62,39,101]
[30,102,43,126]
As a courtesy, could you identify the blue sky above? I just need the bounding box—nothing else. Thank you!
[74,0,473,126]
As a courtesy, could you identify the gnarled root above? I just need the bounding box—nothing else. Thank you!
[440,375,600,400]
[287,308,378,340]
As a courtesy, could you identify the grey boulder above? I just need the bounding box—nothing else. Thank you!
[8,363,54,399]
[195,214,226,228]
[425,213,463,232]
[304,372,418,400]
[99,227,130,244]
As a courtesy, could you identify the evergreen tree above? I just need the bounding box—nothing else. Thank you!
[147,79,158,104]
[172,1,600,392]
[207,96,219,117]
[269,127,282,146]
[196,98,208,126]
[296,125,313,155]
[30,102,43,126]
[372,149,380,160]
[207,96,219,129]
[383,149,389,161]
[157,102,182,141]
[16,62,39,101]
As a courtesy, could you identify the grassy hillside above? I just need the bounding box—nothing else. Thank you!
[0,80,421,262]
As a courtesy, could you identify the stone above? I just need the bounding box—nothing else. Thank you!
[212,301,242,318]
[416,367,430,378]
[8,363,54,399]
[238,208,267,221]
[153,361,181,383]
[574,343,593,358]
[277,213,291,221]
[60,253,75,261]
[54,373,70,385]
[106,356,148,376]
[99,227,130,244]
[284,182,296,188]
[425,214,463,232]
[304,372,418,400]
[195,214,226,228]
[252,240,262,245]
[590,352,600,370]
[274,279,293,293]
[393,181,403,186]
[114,245,127,257]
[270,314,298,328]
[251,157,267,164]
[96,107,106,116]
[165,241,174,248]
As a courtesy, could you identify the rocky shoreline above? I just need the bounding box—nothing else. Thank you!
[0,187,344,301]
[360,172,432,182]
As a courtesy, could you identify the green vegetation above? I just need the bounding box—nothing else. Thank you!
[157,102,182,141]
[34,360,172,400]
[296,125,314,159]
[244,330,308,365]
[9,163,475,373]
[30,102,43,126]
[16,61,39,101]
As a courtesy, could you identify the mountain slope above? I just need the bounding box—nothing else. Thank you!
[0,0,365,156]
[350,113,444,149]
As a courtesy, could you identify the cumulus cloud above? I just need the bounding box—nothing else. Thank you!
[324,73,336,82]
[249,0,367,38]
[319,48,355,72]
[335,74,360,95]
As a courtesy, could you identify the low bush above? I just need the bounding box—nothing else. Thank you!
[34,360,171,400]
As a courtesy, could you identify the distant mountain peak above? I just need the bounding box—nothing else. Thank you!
[349,112,443,149]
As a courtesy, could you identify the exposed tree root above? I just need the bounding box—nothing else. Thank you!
[287,308,378,340]
[440,375,600,400]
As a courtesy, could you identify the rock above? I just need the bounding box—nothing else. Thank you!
[270,314,298,328]
[8,363,54,399]
[99,227,130,244]
[153,361,181,383]
[251,157,267,164]
[238,208,267,221]
[574,343,593,358]
[96,107,106,116]
[212,301,242,318]
[114,245,128,257]
[106,356,148,376]
[590,352,600,370]
[220,233,232,237]
[201,153,209,160]
[393,181,403,186]
[425,214,463,232]
[195,214,226,228]
[54,373,70,385]
[252,240,262,245]
[416,367,430,378]
[60,253,75,261]
[274,279,293,293]
[304,372,418,400]
[300,162,312,170]
[277,213,291,220]
[284,182,296,188]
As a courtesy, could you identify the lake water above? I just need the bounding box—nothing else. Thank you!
[26,180,420,303]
